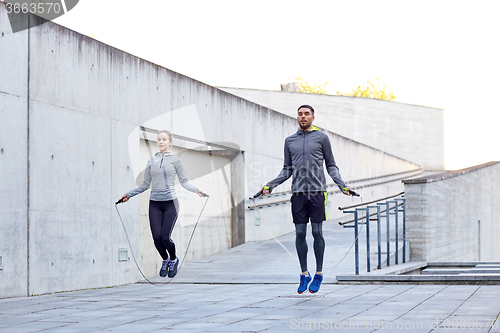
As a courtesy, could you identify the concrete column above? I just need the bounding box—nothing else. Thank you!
[231,151,245,247]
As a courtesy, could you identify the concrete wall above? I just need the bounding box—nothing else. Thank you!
[0,3,420,298]
[0,10,29,298]
[220,88,444,170]
[403,162,500,262]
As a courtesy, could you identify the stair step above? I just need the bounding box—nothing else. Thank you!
[423,268,500,275]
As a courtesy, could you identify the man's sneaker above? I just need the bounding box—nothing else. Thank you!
[160,259,170,277]
[297,272,312,294]
[167,257,179,278]
[309,274,323,293]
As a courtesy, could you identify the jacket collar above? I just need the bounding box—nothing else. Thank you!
[297,125,319,134]
[155,152,173,157]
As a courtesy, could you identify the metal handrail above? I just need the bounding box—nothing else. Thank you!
[338,192,404,211]
[338,201,401,226]
[342,196,406,275]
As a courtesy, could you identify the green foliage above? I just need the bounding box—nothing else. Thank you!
[337,77,396,101]
[295,75,329,95]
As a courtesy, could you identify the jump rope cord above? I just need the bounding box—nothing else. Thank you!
[251,198,296,260]
[179,196,210,271]
[114,195,210,286]
[251,194,365,269]
[115,203,157,286]
[119,127,211,284]
[118,191,365,283]
[331,196,364,270]
[331,195,407,269]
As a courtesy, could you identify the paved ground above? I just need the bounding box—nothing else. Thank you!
[2,218,500,332]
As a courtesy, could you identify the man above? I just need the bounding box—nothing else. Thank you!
[260,104,353,294]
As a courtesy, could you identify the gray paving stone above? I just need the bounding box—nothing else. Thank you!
[245,298,306,309]
[0,313,54,326]
[39,327,104,333]
[181,316,245,325]
[131,316,188,326]
[168,321,227,330]
[213,318,282,331]
[2,320,68,332]
[0,328,55,333]
[100,323,170,332]
[4,219,500,332]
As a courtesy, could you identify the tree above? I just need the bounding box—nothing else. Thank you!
[337,77,396,101]
[295,75,329,95]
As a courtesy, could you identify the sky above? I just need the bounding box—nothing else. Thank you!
[49,0,500,170]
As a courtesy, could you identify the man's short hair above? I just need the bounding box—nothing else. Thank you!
[297,104,314,115]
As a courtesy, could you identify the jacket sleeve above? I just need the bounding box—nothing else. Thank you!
[323,135,347,191]
[265,139,293,190]
[175,159,198,193]
[126,158,153,198]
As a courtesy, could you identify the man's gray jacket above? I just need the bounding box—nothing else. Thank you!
[266,126,346,193]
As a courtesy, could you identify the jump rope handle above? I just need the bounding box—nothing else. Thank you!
[344,187,360,197]
[250,185,272,200]
[250,190,263,200]
[201,193,209,197]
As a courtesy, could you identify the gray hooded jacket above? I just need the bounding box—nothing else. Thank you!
[126,152,198,201]
[266,126,346,193]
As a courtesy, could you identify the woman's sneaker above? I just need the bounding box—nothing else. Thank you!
[167,257,179,278]
[309,274,323,293]
[297,272,312,294]
[160,259,170,277]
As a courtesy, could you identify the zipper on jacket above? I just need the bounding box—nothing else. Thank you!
[303,131,306,160]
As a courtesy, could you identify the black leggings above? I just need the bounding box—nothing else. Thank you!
[149,199,179,261]
[295,222,325,273]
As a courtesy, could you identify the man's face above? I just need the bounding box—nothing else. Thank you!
[297,108,315,130]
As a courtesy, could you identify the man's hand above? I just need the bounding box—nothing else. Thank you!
[342,187,353,196]
[261,186,271,196]
[342,187,360,196]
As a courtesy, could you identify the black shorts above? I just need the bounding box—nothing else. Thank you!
[291,192,328,224]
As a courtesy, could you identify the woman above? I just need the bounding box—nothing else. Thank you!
[119,130,206,278]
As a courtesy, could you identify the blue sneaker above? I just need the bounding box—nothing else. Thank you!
[297,272,312,294]
[309,274,323,293]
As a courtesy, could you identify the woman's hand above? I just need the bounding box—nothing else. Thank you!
[197,189,207,197]
[119,194,129,203]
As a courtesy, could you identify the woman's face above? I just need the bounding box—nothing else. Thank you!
[157,132,171,152]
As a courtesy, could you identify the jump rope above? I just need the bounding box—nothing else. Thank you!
[114,126,210,285]
[115,177,361,285]
[249,187,363,270]
[115,194,210,286]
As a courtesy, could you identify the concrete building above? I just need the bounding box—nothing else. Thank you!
[403,161,500,262]
[0,6,420,298]
[4,5,496,299]
[219,87,444,170]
